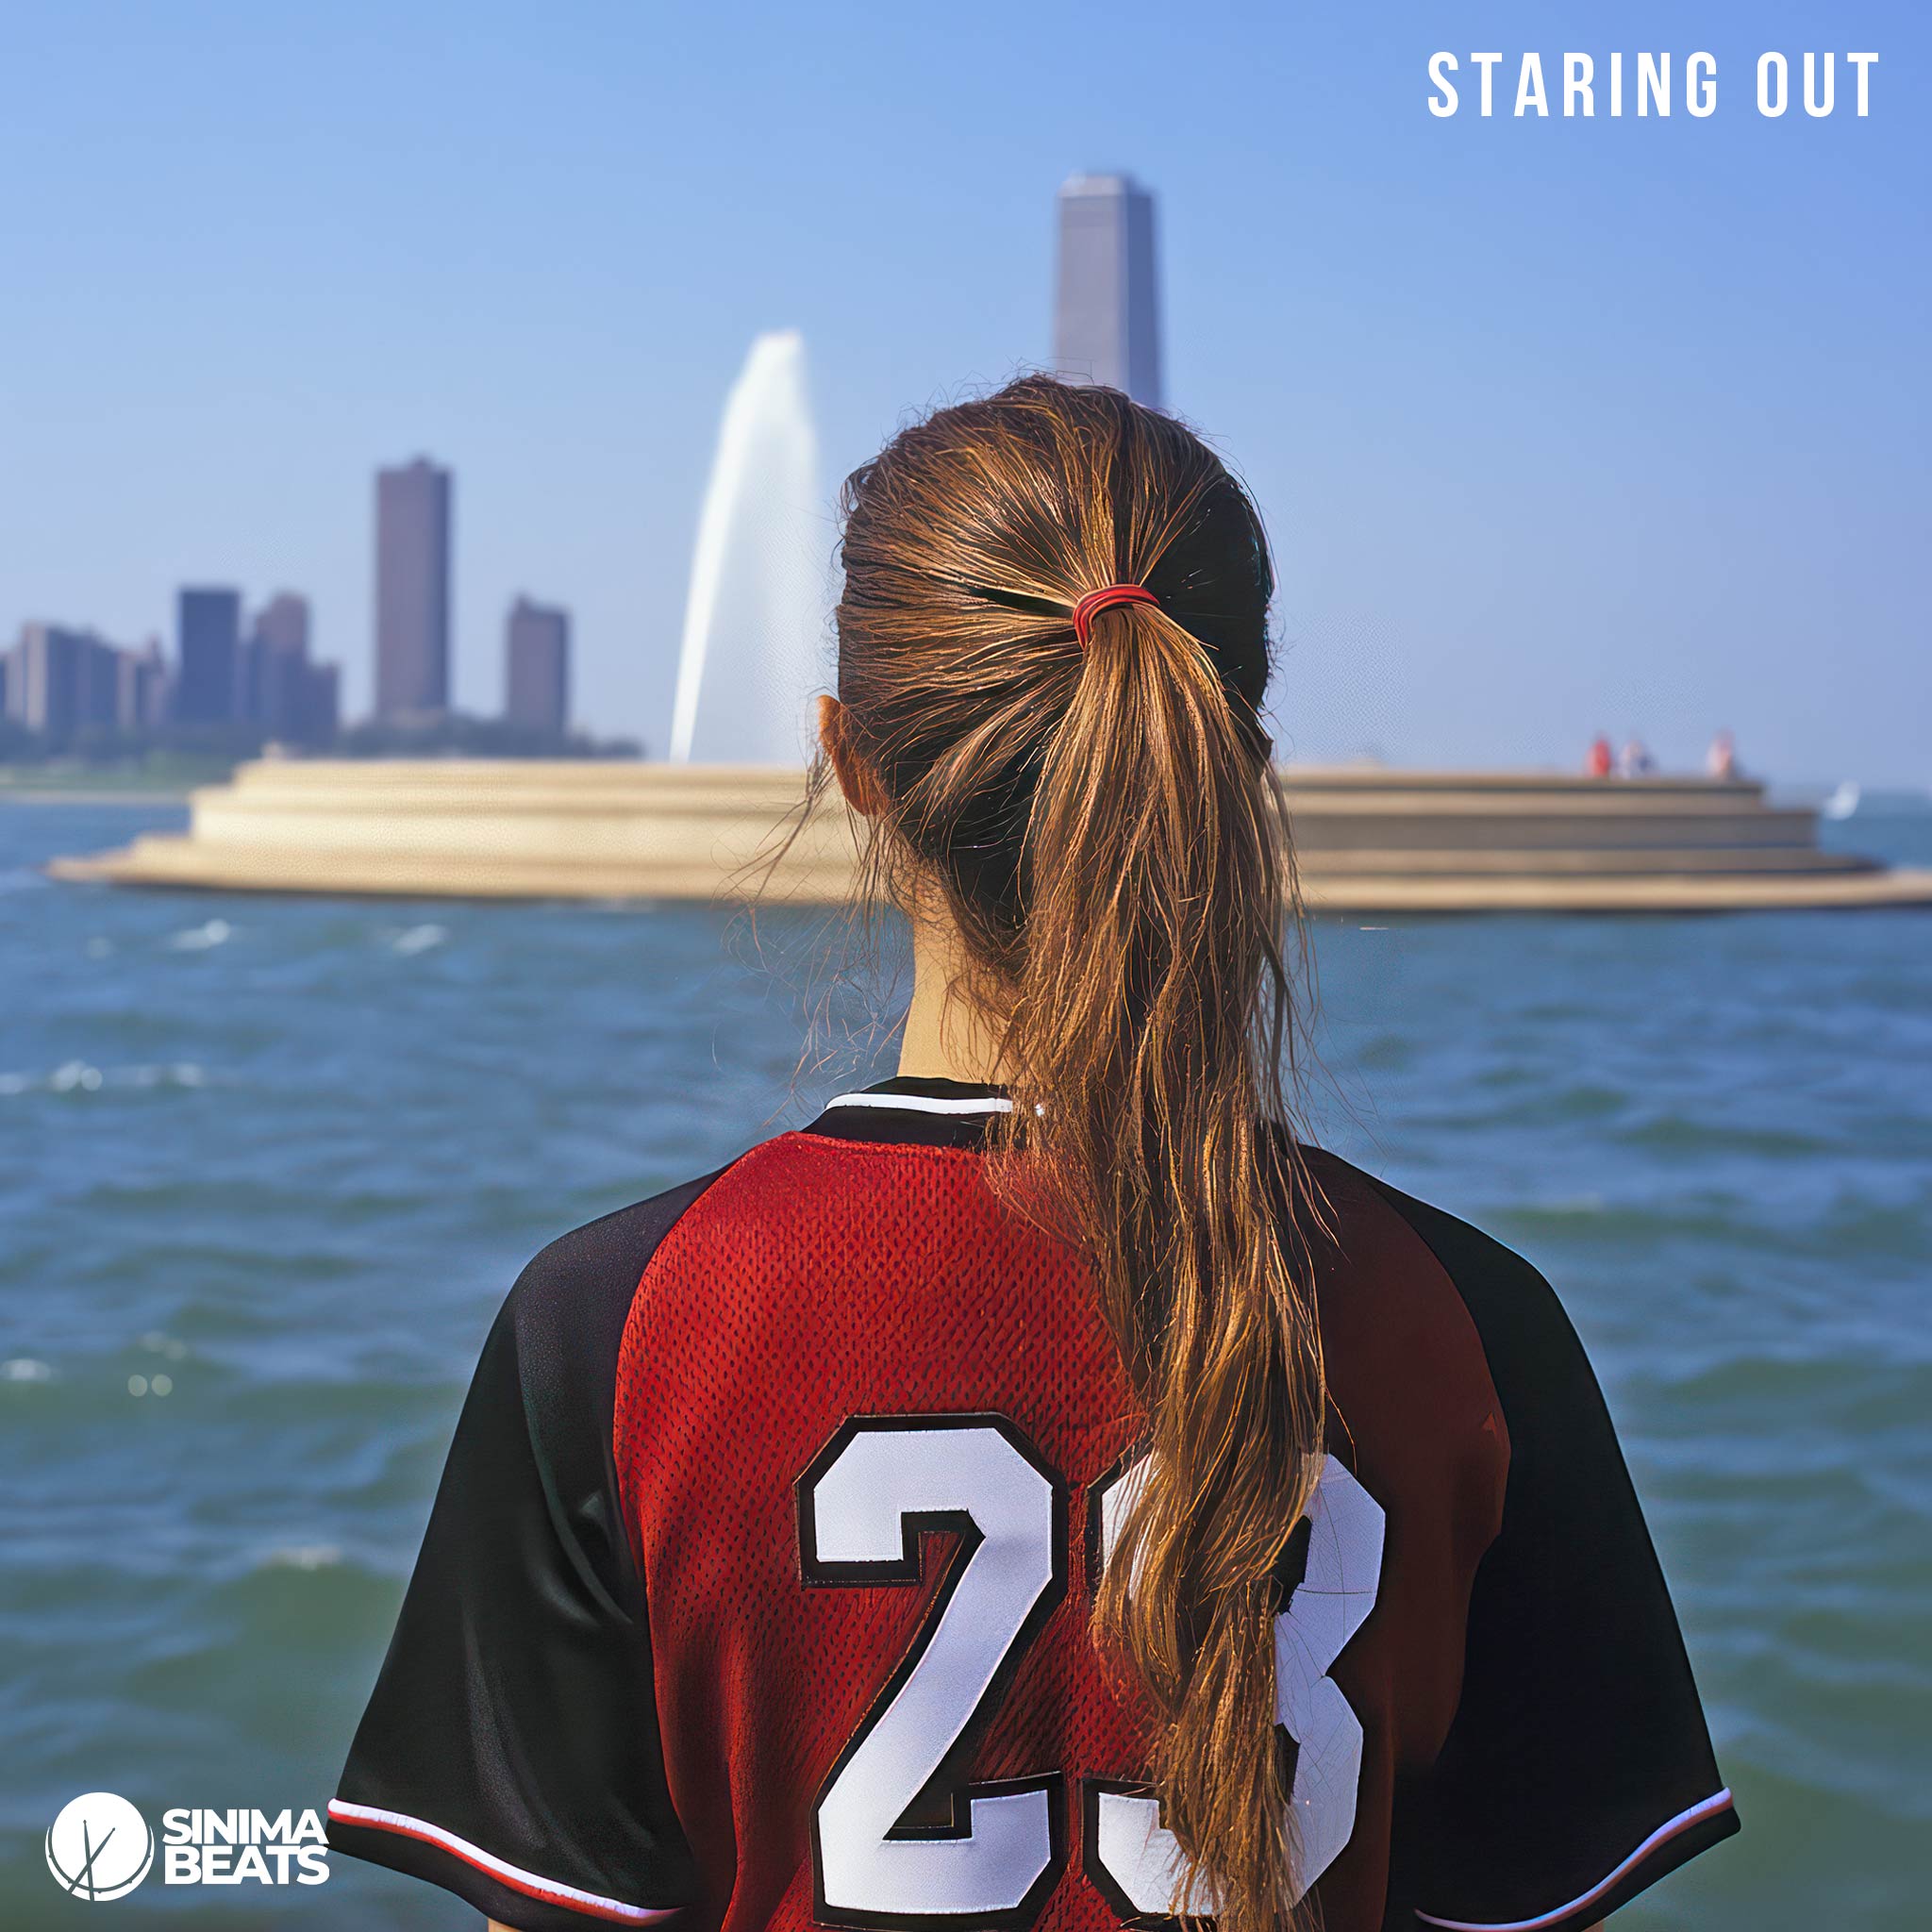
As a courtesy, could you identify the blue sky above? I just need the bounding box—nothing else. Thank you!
[2,0,1924,783]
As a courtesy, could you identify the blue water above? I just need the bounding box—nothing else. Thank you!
[3,801,1928,1929]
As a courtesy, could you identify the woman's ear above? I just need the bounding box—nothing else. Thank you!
[819,694,889,818]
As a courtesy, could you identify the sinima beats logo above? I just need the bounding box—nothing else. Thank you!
[46,1793,155,1901]
[46,1795,331,1898]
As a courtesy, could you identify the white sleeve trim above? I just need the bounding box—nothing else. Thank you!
[1413,1788,1735,1931]
[326,1798,681,1924]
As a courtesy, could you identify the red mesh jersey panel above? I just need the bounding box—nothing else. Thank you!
[616,1133,1147,1932]
[614,1130,1507,1932]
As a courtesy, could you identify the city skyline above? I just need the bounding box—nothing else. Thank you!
[3,2,1925,785]
[0,592,337,752]
[2,447,591,753]
[1,624,164,741]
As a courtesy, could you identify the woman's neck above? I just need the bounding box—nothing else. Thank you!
[896,893,1007,1086]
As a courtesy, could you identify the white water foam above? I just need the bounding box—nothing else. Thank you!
[167,919,233,952]
[3,1061,208,1097]
[262,1544,343,1572]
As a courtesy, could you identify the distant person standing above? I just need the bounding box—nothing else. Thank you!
[1586,732,1613,777]
[1619,736,1655,778]
[1707,730,1738,780]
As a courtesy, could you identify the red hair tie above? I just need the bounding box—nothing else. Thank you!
[1071,582,1160,645]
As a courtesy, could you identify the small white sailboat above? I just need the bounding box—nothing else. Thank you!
[1822,780,1861,822]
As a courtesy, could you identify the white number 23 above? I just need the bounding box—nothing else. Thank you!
[797,1415,1386,1926]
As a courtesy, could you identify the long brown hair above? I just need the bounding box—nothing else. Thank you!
[826,375,1325,1931]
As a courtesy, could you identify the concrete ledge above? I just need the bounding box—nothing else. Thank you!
[1303,870,1932,912]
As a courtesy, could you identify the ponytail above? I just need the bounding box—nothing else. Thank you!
[832,376,1326,1932]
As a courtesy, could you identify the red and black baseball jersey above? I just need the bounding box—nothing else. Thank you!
[327,1077,1739,1932]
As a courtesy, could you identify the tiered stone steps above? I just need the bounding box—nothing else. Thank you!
[46,759,1932,911]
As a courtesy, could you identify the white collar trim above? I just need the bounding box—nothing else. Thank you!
[826,1091,1013,1117]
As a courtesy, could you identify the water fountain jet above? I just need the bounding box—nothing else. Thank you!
[669,331,825,766]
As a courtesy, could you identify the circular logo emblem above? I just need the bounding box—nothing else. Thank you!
[45,1792,154,1901]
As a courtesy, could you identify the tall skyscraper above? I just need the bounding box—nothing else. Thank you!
[375,458,452,720]
[176,587,243,723]
[239,592,338,745]
[247,592,310,739]
[504,597,570,738]
[1053,173,1163,408]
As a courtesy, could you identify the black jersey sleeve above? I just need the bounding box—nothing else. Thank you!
[325,1174,723,1930]
[1363,1175,1740,1932]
